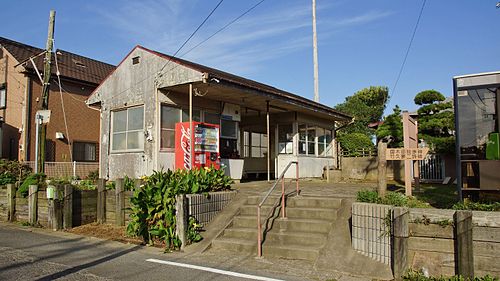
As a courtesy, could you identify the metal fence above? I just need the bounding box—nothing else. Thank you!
[22,161,99,179]
[417,154,445,182]
[351,202,392,265]
[187,191,236,225]
[340,148,378,157]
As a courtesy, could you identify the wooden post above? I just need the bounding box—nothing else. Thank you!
[392,207,409,280]
[455,210,474,278]
[97,178,106,224]
[378,141,387,197]
[63,184,73,229]
[175,194,188,250]
[115,178,125,226]
[28,185,38,225]
[7,184,16,222]
[48,186,63,231]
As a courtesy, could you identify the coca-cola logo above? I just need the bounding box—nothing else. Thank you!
[180,125,191,169]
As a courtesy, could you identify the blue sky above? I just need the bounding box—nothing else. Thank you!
[2,1,499,115]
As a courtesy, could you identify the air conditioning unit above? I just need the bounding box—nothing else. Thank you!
[221,103,241,122]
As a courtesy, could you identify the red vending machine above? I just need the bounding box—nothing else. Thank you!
[175,122,220,170]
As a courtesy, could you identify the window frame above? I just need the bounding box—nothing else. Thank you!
[110,105,145,153]
[0,83,6,109]
[73,141,98,162]
[160,104,182,151]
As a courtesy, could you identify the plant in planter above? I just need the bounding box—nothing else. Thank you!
[126,168,232,251]
[19,173,46,197]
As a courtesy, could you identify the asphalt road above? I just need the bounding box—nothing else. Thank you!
[0,223,306,281]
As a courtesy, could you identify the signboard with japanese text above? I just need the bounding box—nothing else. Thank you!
[386,148,429,161]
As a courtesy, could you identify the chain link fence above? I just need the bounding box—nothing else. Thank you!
[22,161,99,179]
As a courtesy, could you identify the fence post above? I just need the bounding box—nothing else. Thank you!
[115,178,125,226]
[28,185,38,225]
[97,178,106,224]
[175,194,188,250]
[48,186,63,231]
[455,210,474,278]
[63,184,73,229]
[73,161,76,178]
[7,184,16,222]
[377,141,387,197]
[392,207,409,280]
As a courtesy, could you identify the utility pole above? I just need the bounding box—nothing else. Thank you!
[36,10,56,174]
[312,0,319,103]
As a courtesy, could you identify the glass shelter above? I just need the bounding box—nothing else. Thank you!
[453,71,500,198]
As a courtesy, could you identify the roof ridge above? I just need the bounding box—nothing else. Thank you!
[0,36,44,52]
[56,49,114,67]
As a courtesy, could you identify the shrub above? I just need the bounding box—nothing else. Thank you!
[0,160,32,185]
[19,173,46,197]
[87,170,99,183]
[452,199,500,212]
[127,168,232,250]
[356,190,429,208]
[403,269,498,281]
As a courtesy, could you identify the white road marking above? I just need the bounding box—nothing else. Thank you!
[146,258,285,281]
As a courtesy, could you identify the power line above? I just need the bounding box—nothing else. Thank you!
[157,0,225,78]
[97,0,266,101]
[391,0,427,96]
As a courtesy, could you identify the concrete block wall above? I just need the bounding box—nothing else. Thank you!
[353,203,500,277]
[187,191,236,225]
[352,202,392,265]
[0,186,7,221]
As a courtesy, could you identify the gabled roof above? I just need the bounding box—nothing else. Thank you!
[143,46,351,120]
[0,36,115,85]
[90,45,351,121]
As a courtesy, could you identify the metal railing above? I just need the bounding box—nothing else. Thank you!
[257,160,299,257]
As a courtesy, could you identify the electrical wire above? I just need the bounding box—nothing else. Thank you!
[93,0,266,101]
[53,39,73,162]
[156,0,225,78]
[391,0,427,96]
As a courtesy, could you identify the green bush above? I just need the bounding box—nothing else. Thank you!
[126,168,232,250]
[19,173,46,197]
[356,190,429,208]
[75,180,96,190]
[337,133,374,156]
[0,160,32,185]
[356,190,380,203]
[87,170,99,182]
[403,269,498,281]
[452,199,500,212]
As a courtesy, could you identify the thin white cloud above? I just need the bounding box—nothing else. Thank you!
[92,0,392,75]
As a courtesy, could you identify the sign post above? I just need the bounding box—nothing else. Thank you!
[402,111,418,196]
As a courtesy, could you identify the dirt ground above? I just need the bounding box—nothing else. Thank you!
[66,223,145,245]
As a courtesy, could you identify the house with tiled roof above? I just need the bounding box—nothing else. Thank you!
[0,36,114,166]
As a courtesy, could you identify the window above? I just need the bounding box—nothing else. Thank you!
[299,124,316,155]
[182,109,201,122]
[221,119,237,139]
[0,84,6,109]
[251,132,267,158]
[318,128,332,156]
[161,105,181,149]
[111,106,144,152]
[73,142,97,162]
[278,124,293,154]
[243,131,250,157]
[204,112,220,125]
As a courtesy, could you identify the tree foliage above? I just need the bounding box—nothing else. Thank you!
[335,86,389,152]
[414,90,445,105]
[376,105,403,148]
[414,90,455,154]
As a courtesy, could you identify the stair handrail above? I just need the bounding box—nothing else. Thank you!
[257,160,299,257]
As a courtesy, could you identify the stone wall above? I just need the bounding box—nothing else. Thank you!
[352,203,500,277]
[341,157,405,181]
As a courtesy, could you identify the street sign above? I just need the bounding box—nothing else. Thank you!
[386,148,429,160]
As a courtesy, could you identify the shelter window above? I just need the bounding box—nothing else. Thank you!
[161,105,182,149]
[220,119,239,158]
[73,141,97,162]
[251,132,267,158]
[318,128,332,157]
[299,124,316,155]
[278,124,293,154]
[111,106,144,152]
[243,131,250,157]
[204,112,220,125]
[181,109,201,122]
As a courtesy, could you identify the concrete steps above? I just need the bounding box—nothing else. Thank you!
[210,194,342,262]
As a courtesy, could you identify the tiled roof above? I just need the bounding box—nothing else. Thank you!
[0,36,114,85]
